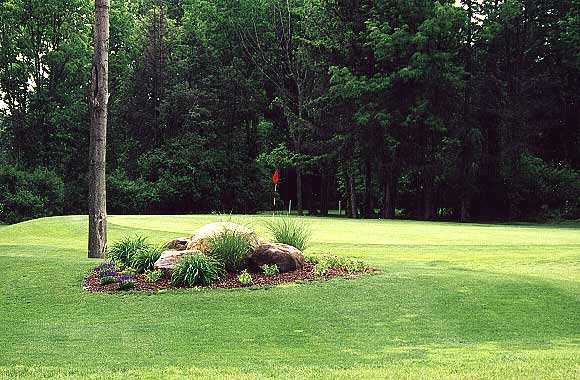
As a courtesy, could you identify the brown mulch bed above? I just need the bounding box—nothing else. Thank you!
[84,272,173,292]
[84,263,376,293]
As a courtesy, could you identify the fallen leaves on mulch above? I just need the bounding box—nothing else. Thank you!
[84,263,376,293]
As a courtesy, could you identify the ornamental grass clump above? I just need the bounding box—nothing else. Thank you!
[128,244,164,273]
[107,235,150,266]
[171,253,225,287]
[107,235,163,273]
[206,229,252,271]
[266,217,311,251]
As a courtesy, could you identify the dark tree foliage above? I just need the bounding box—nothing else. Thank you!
[0,0,578,223]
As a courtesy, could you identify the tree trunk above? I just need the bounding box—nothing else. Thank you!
[305,174,317,216]
[459,0,473,224]
[363,158,373,217]
[296,167,303,216]
[381,173,395,219]
[319,169,329,217]
[423,185,435,220]
[344,170,351,218]
[88,0,109,259]
[349,173,357,218]
[460,197,470,222]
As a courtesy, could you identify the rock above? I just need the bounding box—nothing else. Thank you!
[186,222,261,252]
[165,237,191,251]
[247,243,305,273]
[156,222,262,270]
[154,250,198,270]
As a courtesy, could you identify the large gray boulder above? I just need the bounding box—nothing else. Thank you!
[165,237,191,251]
[247,243,305,273]
[154,222,262,270]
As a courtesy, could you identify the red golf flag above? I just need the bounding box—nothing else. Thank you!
[272,169,280,185]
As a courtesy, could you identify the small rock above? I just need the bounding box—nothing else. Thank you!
[154,250,197,270]
[247,243,305,273]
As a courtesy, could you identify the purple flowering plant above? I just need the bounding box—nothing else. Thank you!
[117,274,136,290]
[117,274,134,282]
[94,261,116,274]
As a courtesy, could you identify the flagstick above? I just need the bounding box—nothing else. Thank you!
[273,183,278,216]
[271,169,280,216]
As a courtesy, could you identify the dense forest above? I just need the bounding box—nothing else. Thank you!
[0,0,578,223]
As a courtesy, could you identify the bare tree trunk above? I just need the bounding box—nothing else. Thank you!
[363,158,373,217]
[349,173,357,219]
[422,183,435,220]
[306,175,318,216]
[381,173,395,219]
[296,167,303,216]
[459,0,473,224]
[319,167,329,217]
[88,0,109,259]
[460,198,470,222]
[294,101,304,216]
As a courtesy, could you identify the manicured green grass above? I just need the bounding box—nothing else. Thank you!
[1,215,579,379]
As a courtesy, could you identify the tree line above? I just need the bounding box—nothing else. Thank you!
[0,0,578,224]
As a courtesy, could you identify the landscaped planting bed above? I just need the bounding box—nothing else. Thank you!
[83,219,374,292]
[84,260,375,292]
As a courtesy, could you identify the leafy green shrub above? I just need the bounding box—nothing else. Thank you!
[266,218,311,251]
[311,254,369,275]
[99,276,117,285]
[0,164,64,224]
[339,257,369,272]
[107,169,160,214]
[260,264,279,276]
[304,254,321,265]
[507,153,580,220]
[171,253,225,286]
[206,230,252,271]
[121,268,138,276]
[145,269,164,283]
[313,260,332,276]
[107,235,150,266]
[237,269,253,285]
[129,244,163,273]
[111,259,126,271]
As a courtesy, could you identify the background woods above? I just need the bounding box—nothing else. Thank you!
[0,0,578,223]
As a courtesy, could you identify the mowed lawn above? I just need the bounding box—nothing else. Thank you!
[0,215,579,379]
